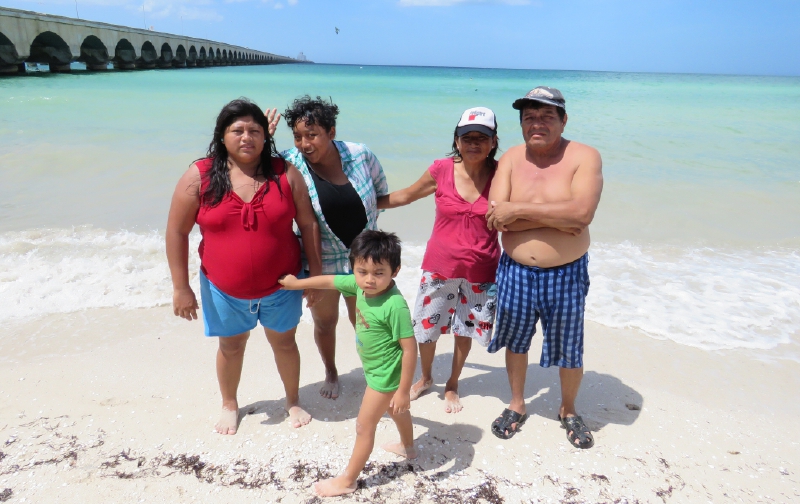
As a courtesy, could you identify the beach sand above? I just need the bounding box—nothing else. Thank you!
[1,308,798,503]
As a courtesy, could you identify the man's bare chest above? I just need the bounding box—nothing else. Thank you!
[509,163,577,203]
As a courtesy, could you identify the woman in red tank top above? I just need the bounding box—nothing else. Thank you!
[166,99,322,435]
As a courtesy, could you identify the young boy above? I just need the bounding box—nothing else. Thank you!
[279,230,418,497]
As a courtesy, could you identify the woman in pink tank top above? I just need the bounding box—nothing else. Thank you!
[378,107,500,414]
[166,98,323,435]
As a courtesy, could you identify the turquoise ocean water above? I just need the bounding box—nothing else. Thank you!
[1,64,799,358]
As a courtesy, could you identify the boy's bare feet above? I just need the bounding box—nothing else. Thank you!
[287,404,312,428]
[409,377,432,400]
[381,441,418,459]
[319,371,340,400]
[215,407,239,435]
[314,476,357,497]
[444,389,463,414]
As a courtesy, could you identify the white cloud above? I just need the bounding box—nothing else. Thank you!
[261,0,299,7]
[17,0,223,21]
[130,0,222,22]
[399,0,532,5]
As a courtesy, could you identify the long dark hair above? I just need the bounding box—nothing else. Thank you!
[201,98,281,207]
[446,126,500,171]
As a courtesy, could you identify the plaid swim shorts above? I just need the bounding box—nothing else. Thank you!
[487,252,590,368]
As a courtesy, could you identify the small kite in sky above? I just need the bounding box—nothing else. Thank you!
[335,27,340,34]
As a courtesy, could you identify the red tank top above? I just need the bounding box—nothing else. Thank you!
[196,157,301,299]
[421,158,500,284]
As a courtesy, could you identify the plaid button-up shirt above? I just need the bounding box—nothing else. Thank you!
[283,141,389,274]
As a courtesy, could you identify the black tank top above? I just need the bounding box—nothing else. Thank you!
[309,169,368,248]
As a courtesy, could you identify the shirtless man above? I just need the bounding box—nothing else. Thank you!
[485,87,603,449]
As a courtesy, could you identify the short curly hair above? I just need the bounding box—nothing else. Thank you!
[283,95,339,132]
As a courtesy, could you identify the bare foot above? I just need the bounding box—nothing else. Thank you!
[319,372,340,400]
[444,389,463,414]
[409,377,432,401]
[287,404,312,428]
[314,476,357,497]
[381,441,418,460]
[215,407,239,435]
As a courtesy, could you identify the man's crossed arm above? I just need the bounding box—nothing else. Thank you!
[485,146,603,234]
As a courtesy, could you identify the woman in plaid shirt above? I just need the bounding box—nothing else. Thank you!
[279,95,388,401]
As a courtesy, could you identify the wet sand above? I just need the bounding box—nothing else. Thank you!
[1,307,799,503]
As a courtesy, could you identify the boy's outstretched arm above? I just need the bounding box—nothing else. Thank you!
[279,274,337,291]
[390,338,418,415]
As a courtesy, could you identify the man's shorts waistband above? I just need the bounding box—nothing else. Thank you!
[500,251,588,272]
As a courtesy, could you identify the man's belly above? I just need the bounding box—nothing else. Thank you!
[501,228,590,268]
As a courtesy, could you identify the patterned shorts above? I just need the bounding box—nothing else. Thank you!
[488,253,590,368]
[412,270,497,347]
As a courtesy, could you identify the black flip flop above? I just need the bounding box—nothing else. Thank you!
[491,408,528,440]
[558,414,594,449]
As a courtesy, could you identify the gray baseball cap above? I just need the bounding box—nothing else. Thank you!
[512,86,566,110]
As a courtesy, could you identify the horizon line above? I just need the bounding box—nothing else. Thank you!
[305,62,800,79]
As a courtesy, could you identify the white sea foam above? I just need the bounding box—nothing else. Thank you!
[2,228,798,354]
[0,226,201,321]
[586,243,800,351]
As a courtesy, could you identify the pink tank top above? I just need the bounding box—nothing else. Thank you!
[196,157,301,299]
[421,158,500,284]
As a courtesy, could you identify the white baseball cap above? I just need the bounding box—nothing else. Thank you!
[456,107,497,137]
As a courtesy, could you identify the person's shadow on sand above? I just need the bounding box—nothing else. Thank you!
[237,364,482,490]
[238,367,369,427]
[358,416,482,490]
[422,352,644,434]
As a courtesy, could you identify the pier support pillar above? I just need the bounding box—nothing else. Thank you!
[0,63,23,74]
[49,62,71,72]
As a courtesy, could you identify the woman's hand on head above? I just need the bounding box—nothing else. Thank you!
[173,287,199,321]
[264,108,282,137]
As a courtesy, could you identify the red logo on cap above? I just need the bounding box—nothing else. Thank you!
[469,114,476,120]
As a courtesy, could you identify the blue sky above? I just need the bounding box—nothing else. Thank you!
[4,0,799,75]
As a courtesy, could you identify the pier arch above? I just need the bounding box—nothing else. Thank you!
[0,31,19,70]
[137,41,157,69]
[187,45,196,67]
[198,46,207,66]
[158,42,173,68]
[174,44,186,67]
[79,35,109,70]
[29,31,72,71]
[113,39,135,69]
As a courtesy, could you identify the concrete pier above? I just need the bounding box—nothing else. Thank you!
[0,7,305,74]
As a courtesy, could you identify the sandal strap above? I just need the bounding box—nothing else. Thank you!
[502,408,524,423]
[563,416,593,443]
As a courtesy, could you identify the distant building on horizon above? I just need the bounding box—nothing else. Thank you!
[297,52,307,62]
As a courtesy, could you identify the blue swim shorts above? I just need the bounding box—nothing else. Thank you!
[487,252,590,368]
[199,271,304,337]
